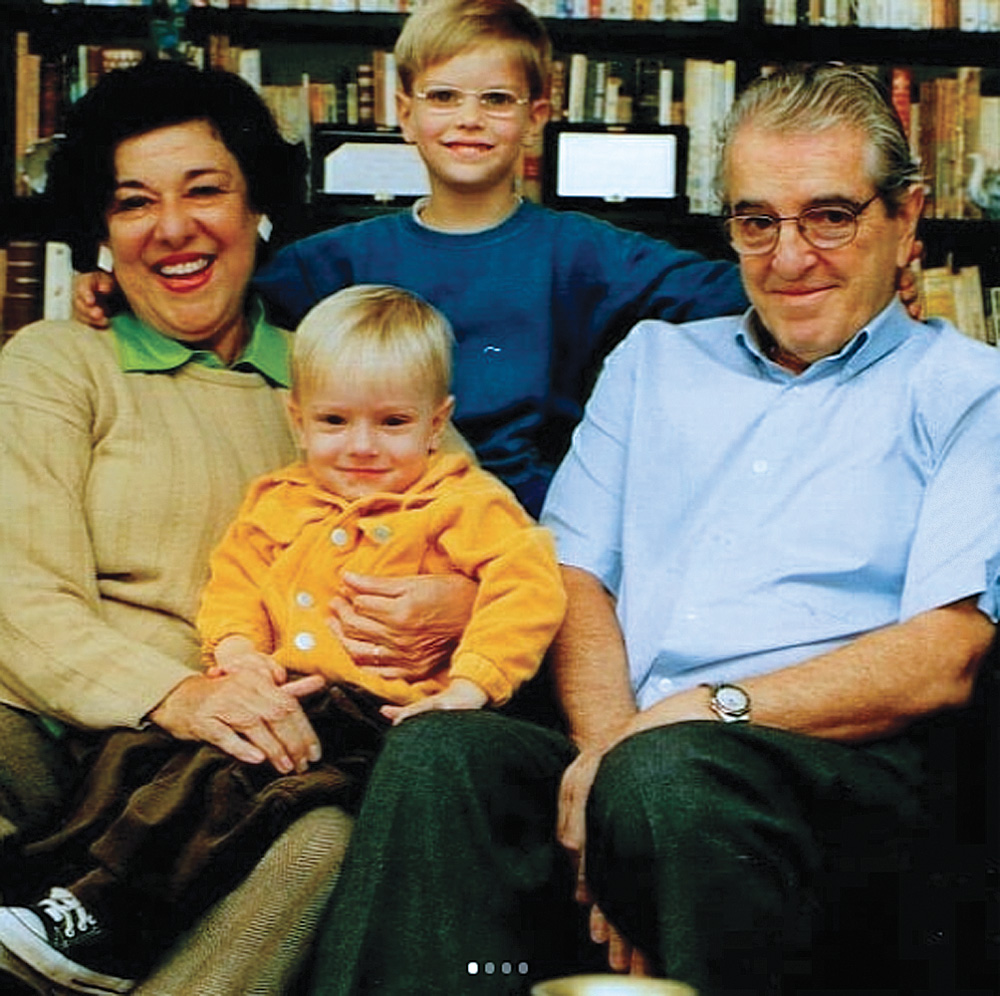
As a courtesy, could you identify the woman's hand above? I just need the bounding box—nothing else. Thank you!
[379,676,489,725]
[149,669,324,774]
[328,571,477,680]
[73,271,116,329]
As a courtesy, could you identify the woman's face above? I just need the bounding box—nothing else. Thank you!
[105,120,261,362]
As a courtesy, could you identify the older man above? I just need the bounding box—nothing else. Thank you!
[304,65,1000,996]
[542,63,1000,992]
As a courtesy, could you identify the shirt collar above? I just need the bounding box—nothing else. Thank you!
[110,297,290,387]
[734,298,910,383]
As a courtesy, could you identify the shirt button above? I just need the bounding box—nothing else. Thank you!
[294,631,316,651]
[752,459,768,474]
[295,591,314,608]
[331,527,349,546]
[372,524,392,544]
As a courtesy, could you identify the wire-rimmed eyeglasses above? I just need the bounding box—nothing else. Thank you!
[413,86,531,118]
[724,193,881,256]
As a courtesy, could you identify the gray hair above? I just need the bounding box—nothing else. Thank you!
[716,64,921,215]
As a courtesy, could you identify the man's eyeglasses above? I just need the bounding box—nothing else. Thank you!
[724,193,881,256]
[413,86,530,118]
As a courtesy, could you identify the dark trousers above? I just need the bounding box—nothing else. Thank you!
[8,687,386,962]
[303,710,937,996]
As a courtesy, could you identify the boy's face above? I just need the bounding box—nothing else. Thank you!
[397,44,549,199]
[290,373,455,502]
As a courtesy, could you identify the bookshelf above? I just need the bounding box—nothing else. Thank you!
[2,0,999,336]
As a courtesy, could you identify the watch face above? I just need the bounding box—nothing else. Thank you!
[716,685,749,714]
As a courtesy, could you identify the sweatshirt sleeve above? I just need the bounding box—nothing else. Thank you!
[556,212,748,366]
[196,478,289,664]
[434,479,568,705]
[0,327,193,729]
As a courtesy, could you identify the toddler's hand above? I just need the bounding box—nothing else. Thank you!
[73,271,116,329]
[380,677,488,726]
[209,635,287,686]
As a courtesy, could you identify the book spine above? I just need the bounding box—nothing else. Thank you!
[3,240,45,333]
[43,241,73,322]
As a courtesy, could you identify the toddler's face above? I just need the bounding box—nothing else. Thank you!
[291,373,454,501]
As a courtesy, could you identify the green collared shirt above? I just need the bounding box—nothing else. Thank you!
[110,298,291,387]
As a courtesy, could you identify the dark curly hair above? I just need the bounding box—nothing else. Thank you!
[45,58,307,271]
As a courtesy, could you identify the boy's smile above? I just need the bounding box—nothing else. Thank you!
[397,45,548,212]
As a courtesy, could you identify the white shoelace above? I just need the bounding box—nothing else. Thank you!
[37,887,97,939]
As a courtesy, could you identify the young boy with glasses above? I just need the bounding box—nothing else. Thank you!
[0,285,566,996]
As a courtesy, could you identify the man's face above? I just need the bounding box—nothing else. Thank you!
[727,123,922,370]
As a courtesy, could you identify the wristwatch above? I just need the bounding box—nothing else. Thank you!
[704,683,752,723]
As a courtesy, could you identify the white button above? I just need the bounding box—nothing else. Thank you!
[331,527,348,546]
[752,459,768,474]
[295,591,314,608]
[294,631,316,651]
[372,524,392,544]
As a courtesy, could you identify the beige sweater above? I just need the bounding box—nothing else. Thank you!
[0,320,297,730]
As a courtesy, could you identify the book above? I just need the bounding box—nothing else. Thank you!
[889,67,913,142]
[14,32,41,198]
[549,59,567,123]
[356,63,375,126]
[567,53,588,124]
[658,68,675,127]
[3,240,44,334]
[918,262,959,325]
[43,241,73,322]
[957,66,982,218]
[954,264,989,341]
[633,57,662,126]
[0,247,6,343]
[373,50,398,129]
[988,286,1000,346]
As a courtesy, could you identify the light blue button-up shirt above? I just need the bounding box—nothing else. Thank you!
[542,300,1000,710]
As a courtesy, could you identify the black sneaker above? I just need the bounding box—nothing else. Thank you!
[0,887,135,994]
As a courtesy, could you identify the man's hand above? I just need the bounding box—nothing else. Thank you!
[589,905,653,976]
[149,669,324,774]
[328,571,476,680]
[380,676,488,725]
[557,746,607,901]
[73,271,116,329]
[209,634,287,685]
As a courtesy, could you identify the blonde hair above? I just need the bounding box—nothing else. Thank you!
[717,64,921,216]
[292,285,453,403]
[394,0,551,100]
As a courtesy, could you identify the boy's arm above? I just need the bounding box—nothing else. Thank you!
[569,220,747,356]
[197,485,285,670]
[433,483,569,706]
[379,676,488,725]
[252,234,354,328]
[73,271,116,328]
[210,634,287,685]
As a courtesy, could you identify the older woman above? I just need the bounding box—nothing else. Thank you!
[0,59,348,995]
